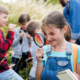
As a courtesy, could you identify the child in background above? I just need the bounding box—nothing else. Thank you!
[12,12,32,74]
[0,4,23,80]
[35,11,80,80]
[26,20,42,80]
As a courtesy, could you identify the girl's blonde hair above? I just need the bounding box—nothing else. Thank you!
[42,11,71,41]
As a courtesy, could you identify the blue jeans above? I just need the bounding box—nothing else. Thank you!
[12,57,20,73]
[0,69,23,80]
[41,57,72,80]
[29,76,36,80]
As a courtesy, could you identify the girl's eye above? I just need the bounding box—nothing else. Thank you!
[4,17,7,18]
[50,32,54,35]
[43,32,46,35]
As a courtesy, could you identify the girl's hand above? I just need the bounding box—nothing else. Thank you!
[73,72,80,80]
[35,48,44,62]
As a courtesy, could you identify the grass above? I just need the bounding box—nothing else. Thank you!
[7,55,32,80]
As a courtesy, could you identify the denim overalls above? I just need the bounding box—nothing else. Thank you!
[41,42,73,80]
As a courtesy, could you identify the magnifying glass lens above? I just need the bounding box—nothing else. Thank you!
[33,33,46,47]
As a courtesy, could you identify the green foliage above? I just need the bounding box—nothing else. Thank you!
[1,0,63,24]
[7,54,12,64]
[44,0,58,4]
[19,62,33,79]
[11,78,15,80]
[49,0,58,4]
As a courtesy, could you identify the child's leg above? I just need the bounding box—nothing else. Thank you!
[21,53,29,68]
[12,57,21,73]
[0,69,23,80]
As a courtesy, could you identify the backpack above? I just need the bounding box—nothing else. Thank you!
[72,44,77,72]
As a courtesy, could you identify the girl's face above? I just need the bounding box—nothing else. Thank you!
[19,21,27,30]
[42,25,66,46]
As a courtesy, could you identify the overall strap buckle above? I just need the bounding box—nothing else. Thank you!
[46,45,51,55]
[66,42,72,59]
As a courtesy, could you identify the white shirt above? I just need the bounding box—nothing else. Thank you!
[29,40,39,77]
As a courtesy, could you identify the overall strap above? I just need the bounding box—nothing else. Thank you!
[66,42,72,55]
[46,45,52,55]
[46,42,72,56]
[67,42,77,72]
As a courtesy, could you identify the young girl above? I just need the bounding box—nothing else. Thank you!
[12,12,32,74]
[35,11,80,80]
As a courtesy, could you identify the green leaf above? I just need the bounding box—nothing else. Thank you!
[11,78,15,80]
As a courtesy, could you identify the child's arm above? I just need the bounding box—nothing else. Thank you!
[0,31,14,53]
[77,63,80,75]
[35,48,44,80]
[11,31,24,47]
[25,33,31,39]
[0,24,15,53]
[73,63,80,80]
[35,61,43,80]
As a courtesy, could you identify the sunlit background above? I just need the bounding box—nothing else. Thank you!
[1,0,16,3]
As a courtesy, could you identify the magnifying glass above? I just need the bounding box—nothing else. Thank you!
[33,33,46,48]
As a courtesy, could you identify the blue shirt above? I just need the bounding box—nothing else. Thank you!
[42,44,80,72]
[63,0,80,40]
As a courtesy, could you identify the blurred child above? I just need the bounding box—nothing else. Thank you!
[12,12,32,74]
[35,11,80,80]
[0,4,23,80]
[27,20,42,80]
